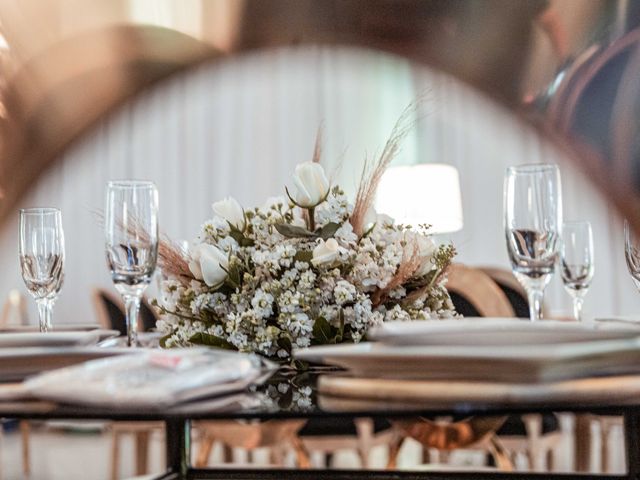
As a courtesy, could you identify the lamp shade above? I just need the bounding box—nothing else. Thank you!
[375,163,463,233]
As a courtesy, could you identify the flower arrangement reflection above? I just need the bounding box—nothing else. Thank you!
[256,371,316,413]
[154,109,457,362]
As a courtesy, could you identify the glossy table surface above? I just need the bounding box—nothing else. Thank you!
[1,369,640,421]
[4,369,640,479]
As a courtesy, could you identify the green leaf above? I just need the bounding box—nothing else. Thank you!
[275,223,317,239]
[189,332,234,350]
[319,222,340,240]
[228,229,244,244]
[361,223,376,239]
[277,336,293,354]
[159,334,172,349]
[240,237,255,247]
[293,250,313,263]
[312,316,334,344]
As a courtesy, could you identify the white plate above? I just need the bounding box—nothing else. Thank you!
[0,347,135,382]
[368,318,640,346]
[97,331,163,348]
[0,323,105,332]
[0,331,117,348]
[294,338,640,383]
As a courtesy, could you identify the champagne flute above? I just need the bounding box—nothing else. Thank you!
[561,221,594,321]
[624,220,640,291]
[19,208,65,332]
[105,181,158,347]
[504,164,562,322]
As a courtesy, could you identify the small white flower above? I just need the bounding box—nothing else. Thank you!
[189,243,229,287]
[335,222,357,245]
[212,197,245,230]
[291,162,330,208]
[311,238,340,267]
[251,289,274,318]
[333,280,356,306]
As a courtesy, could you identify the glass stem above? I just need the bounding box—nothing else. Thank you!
[124,295,141,347]
[527,289,544,322]
[36,298,53,332]
[573,296,584,322]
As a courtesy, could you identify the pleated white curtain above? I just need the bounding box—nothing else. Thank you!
[0,46,635,325]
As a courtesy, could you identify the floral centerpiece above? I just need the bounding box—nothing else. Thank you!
[154,113,457,363]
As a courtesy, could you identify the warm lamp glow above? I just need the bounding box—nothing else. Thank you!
[375,164,463,233]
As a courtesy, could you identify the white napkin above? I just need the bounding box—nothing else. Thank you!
[25,348,275,408]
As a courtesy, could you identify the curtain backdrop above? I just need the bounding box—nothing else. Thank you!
[1,46,635,326]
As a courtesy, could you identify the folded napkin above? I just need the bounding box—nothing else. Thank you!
[25,349,275,408]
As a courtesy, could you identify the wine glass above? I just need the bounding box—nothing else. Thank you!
[105,181,158,347]
[504,164,562,322]
[561,221,594,321]
[19,208,65,332]
[624,220,640,291]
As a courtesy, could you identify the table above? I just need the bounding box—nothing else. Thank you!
[3,370,640,480]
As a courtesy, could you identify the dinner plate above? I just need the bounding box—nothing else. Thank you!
[294,338,640,383]
[0,323,105,332]
[0,330,119,348]
[97,331,163,348]
[368,318,640,346]
[0,347,135,382]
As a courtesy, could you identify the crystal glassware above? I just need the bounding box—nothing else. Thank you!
[19,208,65,332]
[504,164,562,322]
[561,221,594,321]
[105,181,158,347]
[624,220,640,292]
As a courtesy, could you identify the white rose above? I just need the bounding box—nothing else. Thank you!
[407,232,438,276]
[189,244,229,287]
[212,197,245,230]
[311,238,340,266]
[291,162,330,208]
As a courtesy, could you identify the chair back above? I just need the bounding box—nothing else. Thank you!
[479,267,550,319]
[92,288,157,335]
[446,264,515,318]
[0,290,28,328]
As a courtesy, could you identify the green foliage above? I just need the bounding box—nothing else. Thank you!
[189,332,234,350]
[319,222,340,240]
[293,250,313,263]
[312,314,345,345]
[275,224,317,238]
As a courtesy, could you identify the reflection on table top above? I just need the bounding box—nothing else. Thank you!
[1,370,640,421]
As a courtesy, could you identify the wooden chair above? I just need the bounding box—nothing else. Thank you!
[297,418,397,468]
[478,267,550,319]
[0,289,29,327]
[92,288,158,334]
[446,264,515,317]
[194,420,308,467]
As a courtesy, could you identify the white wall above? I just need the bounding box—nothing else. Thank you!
[1,46,635,326]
